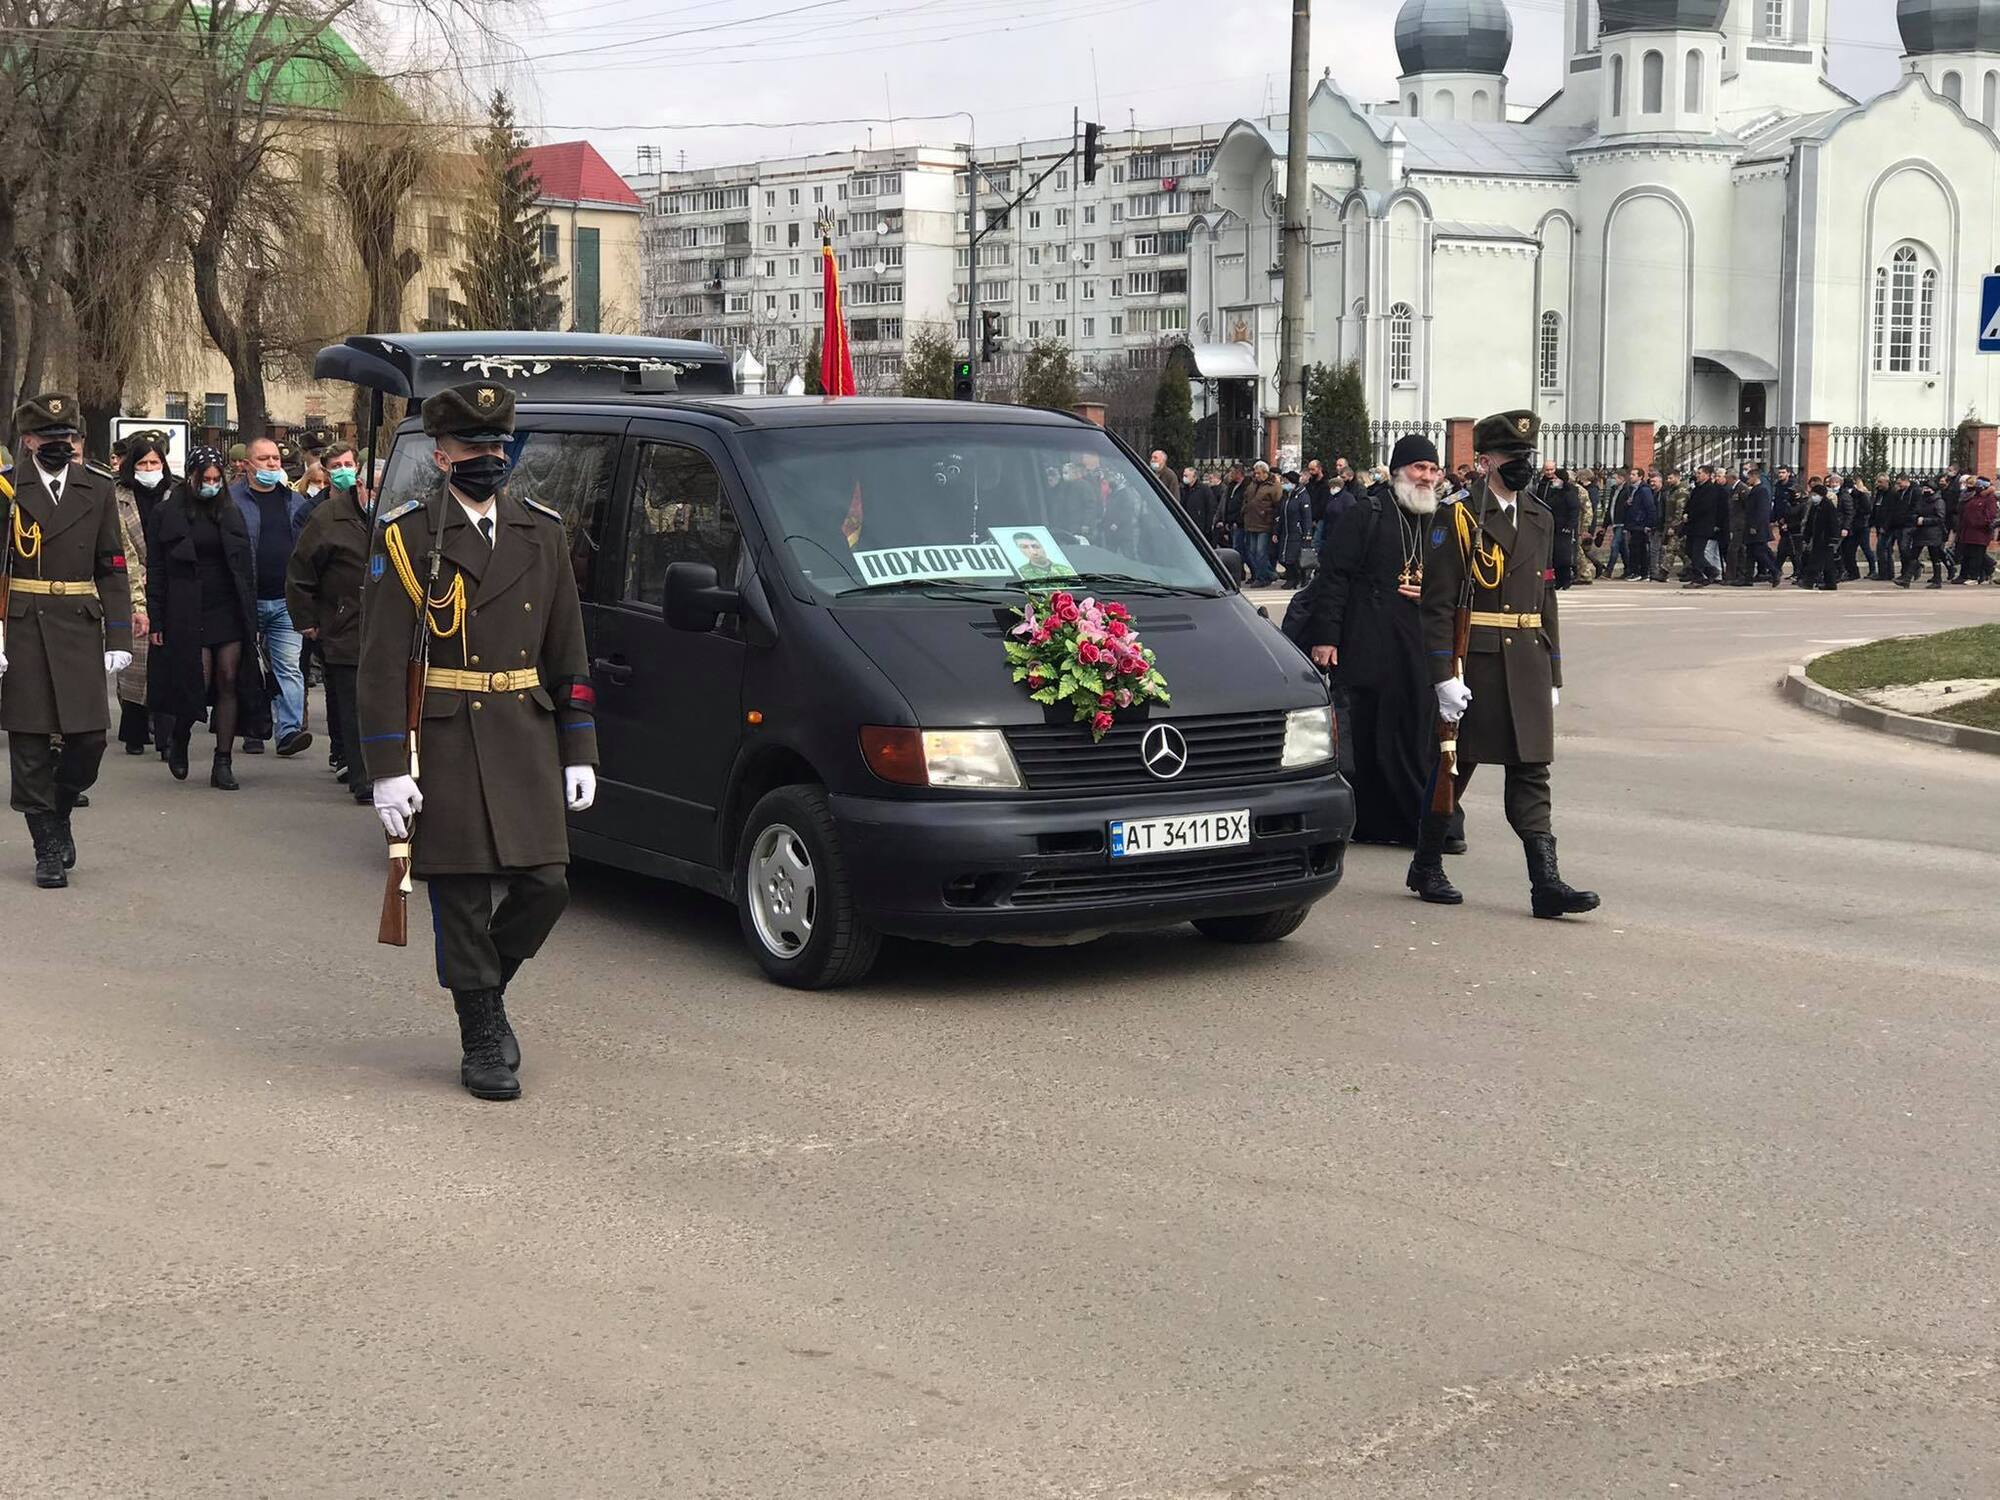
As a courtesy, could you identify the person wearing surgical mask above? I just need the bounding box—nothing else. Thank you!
[111,436,172,754]
[284,444,373,802]
[229,435,314,758]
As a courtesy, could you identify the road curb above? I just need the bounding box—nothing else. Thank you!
[1780,665,2000,757]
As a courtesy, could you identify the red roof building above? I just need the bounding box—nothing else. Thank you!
[515,141,644,210]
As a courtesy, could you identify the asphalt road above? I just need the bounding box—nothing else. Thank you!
[4,578,1998,1498]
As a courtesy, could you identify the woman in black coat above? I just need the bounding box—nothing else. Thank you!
[146,445,265,788]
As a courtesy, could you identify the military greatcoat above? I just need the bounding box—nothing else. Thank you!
[2,466,135,734]
[1420,479,1562,766]
[357,489,598,877]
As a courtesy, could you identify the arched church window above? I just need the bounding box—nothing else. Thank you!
[1472,88,1489,117]
[1874,244,1936,374]
[1538,312,1563,392]
[1609,54,1624,117]
[1435,89,1456,120]
[1943,70,1963,107]
[1642,51,1663,113]
[1388,303,1414,385]
[1406,92,1418,116]
[1984,71,1997,126]
[1763,0,1785,39]
[1685,50,1703,112]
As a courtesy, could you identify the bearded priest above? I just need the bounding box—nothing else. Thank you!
[1301,433,1458,852]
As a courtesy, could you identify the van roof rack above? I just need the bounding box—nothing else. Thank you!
[312,332,737,402]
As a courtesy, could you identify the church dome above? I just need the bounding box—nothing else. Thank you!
[1898,0,2000,55]
[1394,0,1513,76]
[1596,0,1728,34]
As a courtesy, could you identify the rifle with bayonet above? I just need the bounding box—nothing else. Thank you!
[0,471,15,661]
[378,495,443,947]
[1429,489,1481,818]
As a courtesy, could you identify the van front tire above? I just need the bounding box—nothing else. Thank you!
[1191,905,1312,944]
[736,785,881,989]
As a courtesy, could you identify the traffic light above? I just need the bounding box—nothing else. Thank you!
[1082,121,1103,184]
[980,310,1002,362]
[953,360,974,400]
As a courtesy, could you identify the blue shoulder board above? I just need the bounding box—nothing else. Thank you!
[520,496,563,523]
[376,498,425,526]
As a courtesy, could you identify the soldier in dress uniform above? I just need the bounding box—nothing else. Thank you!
[1409,410,1599,918]
[0,394,135,887]
[358,383,598,1102]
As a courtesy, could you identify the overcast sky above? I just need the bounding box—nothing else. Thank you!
[489,0,1909,172]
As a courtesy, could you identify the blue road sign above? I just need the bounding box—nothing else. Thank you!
[1981,275,2000,352]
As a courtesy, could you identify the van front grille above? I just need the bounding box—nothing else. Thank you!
[1004,713,1288,793]
[1008,849,1311,908]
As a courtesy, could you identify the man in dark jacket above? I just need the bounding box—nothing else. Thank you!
[1839,474,1874,580]
[1801,482,1844,590]
[1604,470,1635,577]
[231,436,315,756]
[285,445,374,804]
[1743,465,1778,585]
[1238,461,1283,585]
[1899,485,1950,587]
[1954,477,1996,582]
[1623,469,1658,581]
[1682,465,1722,586]
[1771,467,1805,583]
[1876,477,1912,580]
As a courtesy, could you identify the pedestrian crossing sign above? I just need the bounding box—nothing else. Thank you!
[1981,275,2000,352]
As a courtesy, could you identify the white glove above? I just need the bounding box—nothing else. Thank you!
[0,648,7,676]
[564,764,596,812]
[104,650,132,674]
[1551,686,1561,709]
[373,774,423,839]
[1435,677,1472,722]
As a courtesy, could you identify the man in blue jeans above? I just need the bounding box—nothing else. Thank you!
[231,437,314,757]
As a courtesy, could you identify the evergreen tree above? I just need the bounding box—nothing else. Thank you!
[1150,348,1195,469]
[450,92,565,331]
[804,328,825,396]
[900,323,956,399]
[1017,337,1079,410]
[1304,360,1373,470]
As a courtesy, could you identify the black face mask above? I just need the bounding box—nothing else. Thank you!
[34,439,74,472]
[1496,455,1535,493]
[445,454,509,503]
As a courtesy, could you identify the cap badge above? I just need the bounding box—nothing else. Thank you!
[48,397,63,414]
[1515,416,1530,436]
[476,387,499,409]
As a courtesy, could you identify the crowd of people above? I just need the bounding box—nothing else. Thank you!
[1159,451,2000,594]
[49,427,377,798]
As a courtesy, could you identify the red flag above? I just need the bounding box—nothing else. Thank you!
[820,240,856,397]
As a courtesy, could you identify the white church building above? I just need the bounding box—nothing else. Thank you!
[1189,0,2000,441]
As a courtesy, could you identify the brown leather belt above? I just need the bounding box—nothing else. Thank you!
[424,666,542,694]
[10,578,98,597]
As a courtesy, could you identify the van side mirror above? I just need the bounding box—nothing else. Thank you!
[664,560,741,632]
[1215,546,1245,584]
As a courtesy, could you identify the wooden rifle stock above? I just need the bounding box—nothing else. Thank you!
[1429,589,1472,817]
[377,542,435,946]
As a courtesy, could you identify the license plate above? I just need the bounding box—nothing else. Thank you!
[1109,809,1251,858]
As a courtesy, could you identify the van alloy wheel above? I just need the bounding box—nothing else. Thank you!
[748,822,816,958]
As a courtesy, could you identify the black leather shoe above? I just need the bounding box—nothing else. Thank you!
[210,755,239,791]
[276,730,314,757]
[1406,859,1463,904]
[1524,834,1599,918]
[241,738,265,755]
[25,813,67,889]
[167,740,190,780]
[452,989,521,1101]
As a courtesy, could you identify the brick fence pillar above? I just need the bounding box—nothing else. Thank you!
[1071,401,1107,427]
[1799,420,1829,480]
[1445,417,1476,472]
[1973,423,1999,477]
[1264,416,1280,466]
[1623,419,1656,473]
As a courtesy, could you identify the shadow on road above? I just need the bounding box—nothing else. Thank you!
[565,858,1297,1003]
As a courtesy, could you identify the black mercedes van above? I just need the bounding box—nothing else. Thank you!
[318,333,1354,987]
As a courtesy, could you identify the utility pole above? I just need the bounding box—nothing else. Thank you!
[964,122,979,399]
[1277,0,1311,471]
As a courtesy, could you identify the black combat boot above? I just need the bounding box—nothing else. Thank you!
[451,988,521,1101]
[52,788,80,870]
[495,955,524,1073]
[24,813,67,889]
[167,729,191,781]
[1523,833,1600,919]
[210,753,239,791]
[1405,812,1463,905]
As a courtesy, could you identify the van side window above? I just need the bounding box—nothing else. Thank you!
[622,442,739,606]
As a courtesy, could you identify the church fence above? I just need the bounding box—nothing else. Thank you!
[1367,420,1443,469]
[1538,422,1623,472]
[1655,425,1801,475]
[1825,425,1960,476]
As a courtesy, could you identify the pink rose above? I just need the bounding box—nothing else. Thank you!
[1116,688,1134,708]
[1099,691,1115,707]
[1092,711,1114,733]
[1059,602,1081,623]
[1049,591,1075,613]
[1104,603,1131,621]
[1077,641,1101,664]
[1106,619,1129,638]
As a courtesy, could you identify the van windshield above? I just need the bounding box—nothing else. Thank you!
[738,422,1222,601]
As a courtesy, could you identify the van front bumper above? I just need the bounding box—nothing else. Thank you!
[829,772,1354,943]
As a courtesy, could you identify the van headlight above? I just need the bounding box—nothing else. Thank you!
[1280,705,1336,768]
[861,726,1024,789]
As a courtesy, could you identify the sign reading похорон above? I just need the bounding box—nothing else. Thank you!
[851,543,1016,585]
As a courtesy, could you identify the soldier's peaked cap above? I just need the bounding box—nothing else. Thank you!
[15,392,80,436]
[1472,409,1538,455]
[423,382,517,443]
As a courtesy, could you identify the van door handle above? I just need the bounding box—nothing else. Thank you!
[592,656,635,685]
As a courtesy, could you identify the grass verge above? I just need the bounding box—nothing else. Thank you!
[1806,623,2000,695]
[1932,690,2000,732]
